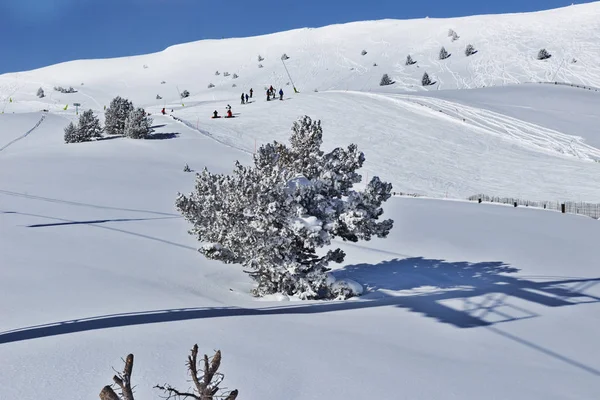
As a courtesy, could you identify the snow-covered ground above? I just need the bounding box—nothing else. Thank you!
[1,3,600,399]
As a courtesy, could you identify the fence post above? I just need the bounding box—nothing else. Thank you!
[561,203,566,214]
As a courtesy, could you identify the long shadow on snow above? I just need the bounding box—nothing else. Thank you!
[2,257,600,375]
[146,132,179,140]
[0,190,178,216]
[26,216,176,228]
[2,258,598,336]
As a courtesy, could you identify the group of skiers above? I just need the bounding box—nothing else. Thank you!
[212,104,233,119]
[267,85,284,101]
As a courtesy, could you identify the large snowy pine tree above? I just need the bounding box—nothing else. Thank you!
[380,74,394,86]
[176,116,394,300]
[104,96,134,135]
[78,109,103,140]
[124,108,154,139]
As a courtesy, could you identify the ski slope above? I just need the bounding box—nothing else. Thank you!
[1,3,600,400]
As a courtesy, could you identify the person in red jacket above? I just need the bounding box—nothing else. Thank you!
[227,109,233,118]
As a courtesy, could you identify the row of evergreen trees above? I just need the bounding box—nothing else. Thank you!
[64,96,154,143]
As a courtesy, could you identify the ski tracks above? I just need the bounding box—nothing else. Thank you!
[339,90,600,161]
[0,112,47,154]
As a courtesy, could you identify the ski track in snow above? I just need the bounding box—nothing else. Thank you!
[0,112,46,153]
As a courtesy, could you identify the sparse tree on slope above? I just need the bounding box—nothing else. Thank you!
[380,74,394,86]
[405,55,416,65]
[105,96,134,135]
[537,48,552,60]
[422,72,432,86]
[36,87,45,98]
[176,116,394,300]
[124,108,154,139]
[465,44,477,56]
[439,46,450,60]
[78,109,103,139]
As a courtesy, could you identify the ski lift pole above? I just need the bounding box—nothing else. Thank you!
[281,59,298,93]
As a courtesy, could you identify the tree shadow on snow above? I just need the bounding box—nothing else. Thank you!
[146,132,178,140]
[2,257,600,375]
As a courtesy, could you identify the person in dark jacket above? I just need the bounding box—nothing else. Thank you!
[267,90,271,101]
[241,93,245,104]
[249,88,253,98]
[245,93,249,103]
[279,89,284,100]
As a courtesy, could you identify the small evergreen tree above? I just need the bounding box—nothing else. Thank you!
[439,47,450,60]
[64,122,81,144]
[105,96,134,135]
[124,108,154,139]
[380,74,394,86]
[451,31,460,42]
[258,64,264,68]
[448,29,455,37]
[36,87,45,98]
[465,44,477,56]
[215,70,220,75]
[405,55,416,65]
[361,50,367,56]
[537,48,552,60]
[232,73,238,79]
[156,94,162,100]
[258,55,264,62]
[78,109,103,140]
[208,83,215,88]
[176,116,393,300]
[281,53,290,60]
[223,72,230,77]
[422,72,432,86]
[181,90,190,98]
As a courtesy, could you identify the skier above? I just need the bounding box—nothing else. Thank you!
[266,90,271,101]
[161,107,166,115]
[212,110,219,118]
[226,109,233,118]
[249,88,253,98]
[245,93,249,103]
[279,88,284,100]
[241,93,245,104]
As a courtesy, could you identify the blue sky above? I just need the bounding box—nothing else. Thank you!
[0,0,594,74]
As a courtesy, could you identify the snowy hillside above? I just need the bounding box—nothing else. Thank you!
[1,3,600,399]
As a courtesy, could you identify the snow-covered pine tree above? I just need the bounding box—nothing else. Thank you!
[215,70,220,75]
[281,53,290,60]
[451,31,460,41]
[77,109,103,140]
[64,122,81,144]
[448,28,455,37]
[537,48,552,60]
[36,87,45,98]
[124,108,154,139]
[208,83,215,88]
[258,64,264,68]
[422,72,432,86]
[380,74,394,86]
[156,94,162,100]
[176,116,394,300]
[258,55,264,62]
[405,55,416,65]
[181,90,190,98]
[232,73,238,79]
[361,50,367,56]
[105,96,134,135]
[465,44,477,56]
[223,72,230,77]
[439,47,450,60]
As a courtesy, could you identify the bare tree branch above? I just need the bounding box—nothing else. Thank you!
[154,384,201,400]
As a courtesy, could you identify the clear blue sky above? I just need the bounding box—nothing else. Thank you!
[0,0,594,74]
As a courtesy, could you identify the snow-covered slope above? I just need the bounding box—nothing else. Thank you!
[2,4,600,399]
[1,112,599,400]
[2,2,600,108]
